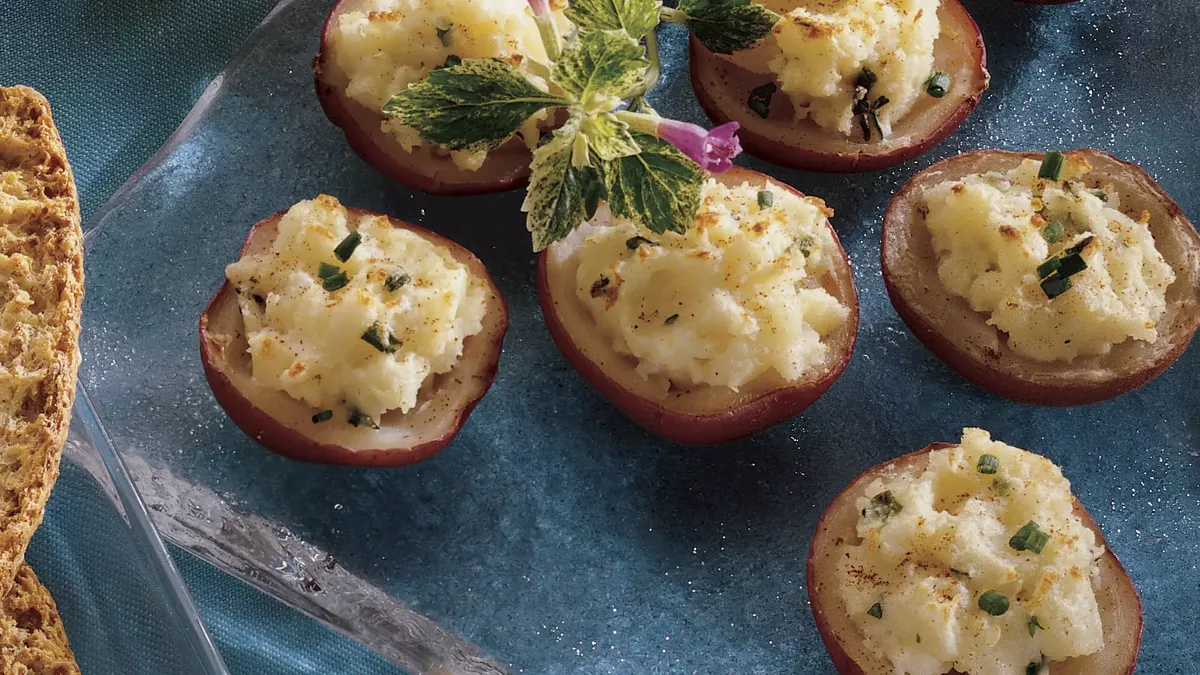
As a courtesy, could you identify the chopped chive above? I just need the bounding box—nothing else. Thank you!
[1026,659,1046,675]
[867,603,883,619]
[977,454,999,474]
[1038,151,1065,180]
[334,231,362,262]
[436,25,451,46]
[312,410,333,424]
[796,235,815,258]
[925,70,950,98]
[856,67,878,91]
[252,294,266,306]
[443,54,462,69]
[1089,189,1109,202]
[318,262,341,280]
[1028,615,1046,638]
[348,410,379,429]
[589,276,610,298]
[1065,235,1095,256]
[385,272,410,292]
[747,82,777,119]
[869,95,889,138]
[867,490,903,522]
[1025,528,1050,553]
[757,190,774,208]
[1041,276,1072,299]
[664,314,679,325]
[361,322,398,354]
[1036,256,1062,279]
[992,477,1012,497]
[1010,521,1040,550]
[978,590,1010,616]
[626,236,657,250]
[322,271,349,292]
[1041,220,1064,244]
[1056,252,1088,278]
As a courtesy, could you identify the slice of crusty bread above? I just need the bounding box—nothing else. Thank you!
[0,564,80,674]
[0,86,84,595]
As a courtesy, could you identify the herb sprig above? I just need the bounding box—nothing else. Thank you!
[384,0,778,251]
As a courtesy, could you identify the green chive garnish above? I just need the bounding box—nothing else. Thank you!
[1041,276,1072,299]
[664,314,679,325]
[1041,220,1064,244]
[867,603,883,619]
[1039,151,1065,180]
[1089,189,1109,202]
[856,67,878,91]
[1010,521,1039,549]
[992,477,1012,497]
[747,82,777,119]
[977,454,999,474]
[318,262,341,280]
[322,271,349,292]
[1056,252,1088,278]
[1065,235,1095,257]
[334,232,362,262]
[1026,660,1045,675]
[978,590,1010,616]
[436,25,452,46]
[1025,529,1050,553]
[348,410,379,429]
[443,54,462,69]
[312,410,333,424]
[1028,615,1045,637]
[1036,257,1062,279]
[925,71,950,98]
[757,190,774,208]
[626,236,657,250]
[361,322,398,354]
[385,272,410,292]
[866,490,903,521]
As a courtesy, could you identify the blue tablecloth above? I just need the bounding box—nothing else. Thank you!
[2,1,400,672]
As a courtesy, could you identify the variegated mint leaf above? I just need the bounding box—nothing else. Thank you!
[553,30,649,112]
[523,121,600,251]
[581,112,641,161]
[565,0,662,39]
[670,0,779,55]
[382,58,569,153]
[597,132,703,235]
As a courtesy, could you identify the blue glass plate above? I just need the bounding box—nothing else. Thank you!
[77,0,1200,671]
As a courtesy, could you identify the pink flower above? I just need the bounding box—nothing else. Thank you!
[657,120,742,173]
[527,0,551,16]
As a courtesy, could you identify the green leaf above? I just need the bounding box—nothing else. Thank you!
[580,112,641,160]
[382,59,568,153]
[553,30,649,111]
[597,132,704,235]
[523,122,599,250]
[673,0,780,55]
[565,0,662,39]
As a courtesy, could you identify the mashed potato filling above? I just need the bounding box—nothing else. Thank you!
[225,195,487,420]
[922,156,1175,362]
[328,0,569,170]
[767,0,940,138]
[571,179,849,390]
[840,428,1105,675]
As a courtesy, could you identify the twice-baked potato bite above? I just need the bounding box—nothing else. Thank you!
[882,149,1200,405]
[313,0,570,194]
[200,196,508,466]
[539,166,858,445]
[689,0,989,172]
[808,428,1142,675]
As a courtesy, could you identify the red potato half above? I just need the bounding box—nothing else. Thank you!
[882,149,1200,406]
[538,166,859,445]
[689,0,989,173]
[313,0,542,195]
[199,207,509,467]
[808,443,1143,675]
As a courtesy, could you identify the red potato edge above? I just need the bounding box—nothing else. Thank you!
[312,0,535,195]
[807,443,1143,675]
[689,0,989,173]
[881,149,1200,406]
[537,166,859,445]
[199,207,509,467]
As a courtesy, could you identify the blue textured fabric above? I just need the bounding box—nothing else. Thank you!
[2,2,400,673]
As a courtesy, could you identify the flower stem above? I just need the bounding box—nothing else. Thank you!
[615,110,660,136]
[535,14,562,61]
[624,28,662,100]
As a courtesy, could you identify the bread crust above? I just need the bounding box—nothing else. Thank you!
[0,564,80,674]
[0,86,84,594]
